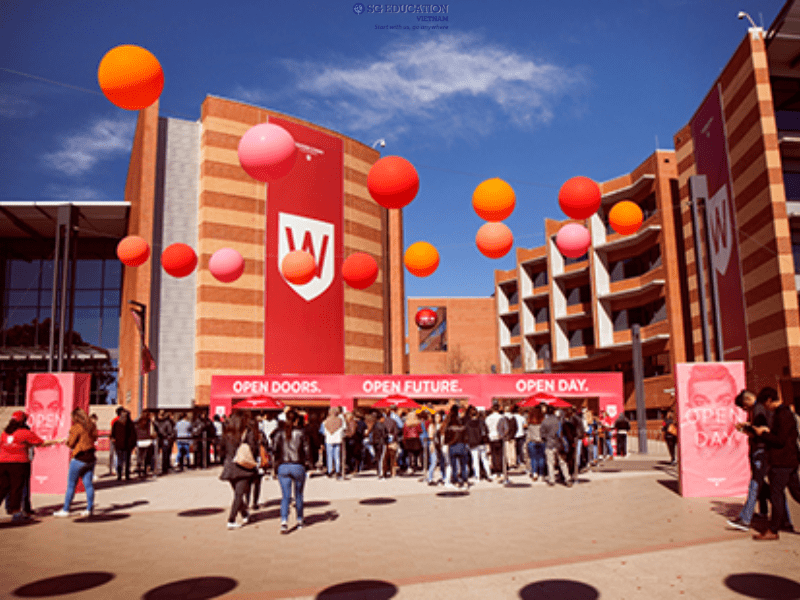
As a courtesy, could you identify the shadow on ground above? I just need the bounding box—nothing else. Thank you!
[723,573,800,599]
[142,576,237,600]
[316,579,397,599]
[12,572,114,597]
[519,579,599,599]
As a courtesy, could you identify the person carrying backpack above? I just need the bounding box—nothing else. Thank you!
[501,406,517,473]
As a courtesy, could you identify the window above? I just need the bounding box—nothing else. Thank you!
[535,305,549,324]
[609,245,662,282]
[612,299,666,332]
[419,306,447,352]
[792,230,800,273]
[569,327,594,348]
[564,253,588,266]
[566,284,591,306]
[533,270,548,288]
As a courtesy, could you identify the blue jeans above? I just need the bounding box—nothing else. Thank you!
[427,445,445,482]
[277,463,306,523]
[63,458,95,512]
[448,443,470,484]
[739,450,768,525]
[326,443,341,475]
[528,442,546,477]
[176,441,191,469]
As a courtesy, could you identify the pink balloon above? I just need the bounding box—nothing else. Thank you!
[209,248,245,283]
[237,123,297,182]
[556,223,591,258]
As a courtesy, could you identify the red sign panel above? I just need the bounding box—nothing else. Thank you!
[690,85,749,363]
[264,117,344,374]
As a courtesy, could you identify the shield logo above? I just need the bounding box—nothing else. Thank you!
[706,184,732,276]
[278,212,335,302]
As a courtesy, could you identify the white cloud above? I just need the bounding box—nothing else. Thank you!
[264,33,586,139]
[42,115,136,177]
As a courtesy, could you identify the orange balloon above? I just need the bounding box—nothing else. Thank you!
[281,250,315,285]
[98,45,164,110]
[472,178,515,222]
[404,242,439,278]
[476,222,513,259]
[608,200,644,235]
[559,176,601,220]
[116,235,150,267]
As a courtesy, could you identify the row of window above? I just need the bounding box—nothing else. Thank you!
[609,245,661,282]
[612,299,667,332]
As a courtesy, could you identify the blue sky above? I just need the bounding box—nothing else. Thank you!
[0,0,783,302]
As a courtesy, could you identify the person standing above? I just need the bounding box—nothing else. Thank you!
[512,406,526,471]
[154,411,174,474]
[662,410,678,465]
[111,409,137,481]
[485,404,503,480]
[272,409,312,533]
[191,412,205,469]
[134,413,155,479]
[541,404,572,487]
[525,407,546,481]
[465,406,491,482]
[443,405,469,489]
[382,410,399,479]
[53,408,99,517]
[402,411,423,473]
[615,413,631,458]
[372,412,388,479]
[752,391,800,541]
[174,413,192,471]
[0,411,60,522]
[212,415,224,465]
[219,410,258,530]
[323,407,345,479]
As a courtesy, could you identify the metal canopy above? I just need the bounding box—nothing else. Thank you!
[0,201,130,240]
[767,0,800,79]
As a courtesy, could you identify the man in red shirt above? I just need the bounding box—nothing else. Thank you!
[0,411,60,521]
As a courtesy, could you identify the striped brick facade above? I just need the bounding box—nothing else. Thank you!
[673,31,800,399]
[119,96,403,415]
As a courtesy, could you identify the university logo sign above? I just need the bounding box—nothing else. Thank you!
[706,184,732,276]
[278,212,334,302]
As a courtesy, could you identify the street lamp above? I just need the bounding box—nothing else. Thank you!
[129,300,146,417]
[371,139,386,149]
[737,11,762,39]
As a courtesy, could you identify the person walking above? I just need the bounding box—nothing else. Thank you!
[526,406,546,481]
[372,411,388,479]
[174,413,192,471]
[246,417,269,510]
[134,413,156,479]
[465,406,491,483]
[219,410,258,530]
[402,411,423,473]
[0,411,60,522]
[53,408,99,518]
[615,413,631,458]
[272,409,312,533]
[111,409,137,481]
[485,404,504,480]
[662,410,678,465]
[323,407,345,479]
[541,404,572,487]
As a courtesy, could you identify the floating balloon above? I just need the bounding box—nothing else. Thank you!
[476,222,514,259]
[116,236,150,267]
[161,243,197,278]
[404,241,439,277]
[238,123,297,182]
[97,45,164,110]
[472,178,516,222]
[281,250,315,285]
[415,308,437,329]
[608,200,644,235]
[556,223,591,259]
[209,248,245,283]
[367,156,419,209]
[558,176,601,220]
[342,253,379,290]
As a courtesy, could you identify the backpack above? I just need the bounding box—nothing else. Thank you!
[499,415,516,441]
[507,415,518,439]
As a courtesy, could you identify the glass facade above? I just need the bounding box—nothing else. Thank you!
[1,256,121,406]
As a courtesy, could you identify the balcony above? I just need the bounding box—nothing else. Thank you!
[599,275,665,302]
[594,222,661,253]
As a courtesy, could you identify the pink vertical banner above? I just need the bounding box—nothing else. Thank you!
[674,362,749,498]
[26,372,91,494]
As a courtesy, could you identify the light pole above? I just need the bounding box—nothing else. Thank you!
[129,300,147,417]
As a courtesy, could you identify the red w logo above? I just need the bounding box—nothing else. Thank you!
[708,200,728,255]
[285,228,329,278]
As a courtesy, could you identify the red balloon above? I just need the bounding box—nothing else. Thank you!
[281,250,315,285]
[558,176,601,220]
[342,253,379,290]
[475,222,513,259]
[415,308,437,329]
[116,236,150,267]
[161,243,197,278]
[367,156,419,209]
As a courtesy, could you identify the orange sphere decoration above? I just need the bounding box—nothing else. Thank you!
[116,236,150,267]
[475,222,514,259]
[161,243,197,278]
[281,250,316,285]
[558,176,601,220]
[404,241,439,278]
[342,253,379,290]
[98,45,164,111]
[367,156,420,209]
[608,200,644,235]
[472,178,516,222]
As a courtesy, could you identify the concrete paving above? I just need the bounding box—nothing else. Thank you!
[1,447,798,600]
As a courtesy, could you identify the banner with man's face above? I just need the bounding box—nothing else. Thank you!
[675,362,748,498]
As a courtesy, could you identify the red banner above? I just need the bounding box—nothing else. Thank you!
[675,362,749,498]
[130,308,156,375]
[26,372,90,494]
[690,85,749,363]
[264,117,344,374]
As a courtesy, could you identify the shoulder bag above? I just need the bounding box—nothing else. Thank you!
[234,431,257,470]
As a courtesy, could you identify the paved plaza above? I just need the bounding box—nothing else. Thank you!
[1,446,799,599]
